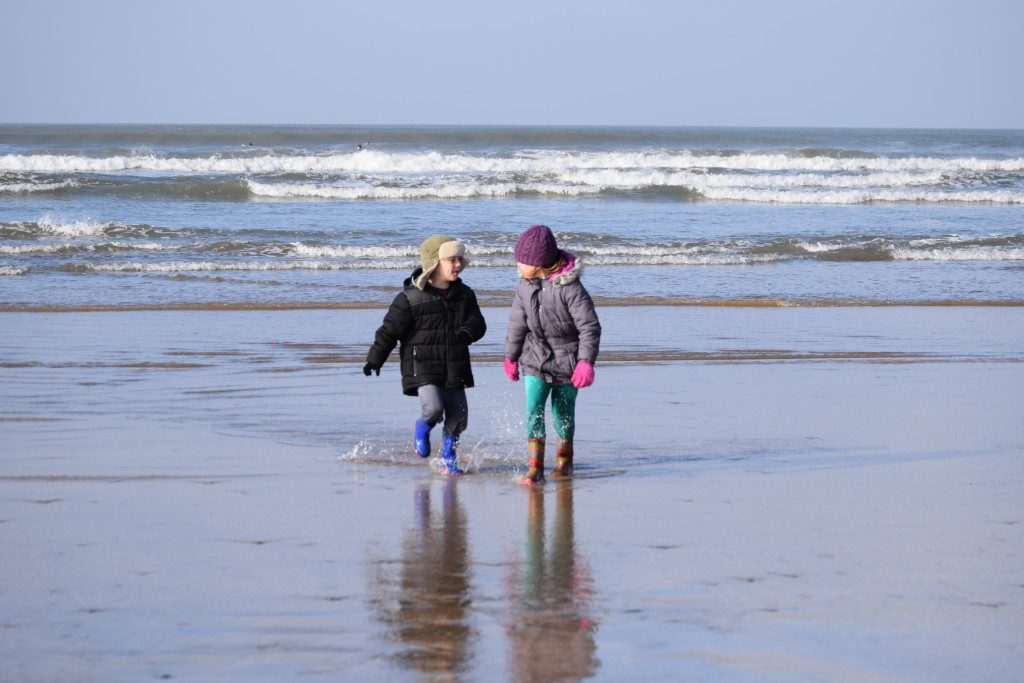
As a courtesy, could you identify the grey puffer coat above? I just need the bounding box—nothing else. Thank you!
[504,251,601,385]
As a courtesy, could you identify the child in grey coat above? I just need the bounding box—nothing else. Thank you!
[503,225,601,484]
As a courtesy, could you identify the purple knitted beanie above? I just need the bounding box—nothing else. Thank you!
[514,225,559,267]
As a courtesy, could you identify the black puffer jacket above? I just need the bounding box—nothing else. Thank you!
[366,269,487,396]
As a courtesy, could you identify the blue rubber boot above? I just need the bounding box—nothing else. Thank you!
[441,433,464,475]
[414,419,433,458]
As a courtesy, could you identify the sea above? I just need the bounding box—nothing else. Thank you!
[1,124,1022,310]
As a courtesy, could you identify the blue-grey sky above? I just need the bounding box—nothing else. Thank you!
[5,0,1023,128]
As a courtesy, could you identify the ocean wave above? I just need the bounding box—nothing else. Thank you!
[56,233,1024,269]
[583,253,782,266]
[4,147,1021,205]
[0,266,29,276]
[890,247,1024,261]
[33,216,119,237]
[245,171,968,202]
[57,260,416,274]
[245,179,597,200]
[556,168,949,190]
[0,179,78,193]
[696,188,1024,204]
[12,171,1018,204]
[288,243,419,258]
[49,251,791,272]
[29,243,1024,275]
[4,149,1023,176]
[0,217,186,240]
[11,228,1022,268]
[0,242,179,255]
[661,152,1024,174]
[258,241,776,265]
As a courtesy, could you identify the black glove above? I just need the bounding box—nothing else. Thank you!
[363,362,380,376]
[456,328,473,344]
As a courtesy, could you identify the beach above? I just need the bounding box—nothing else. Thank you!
[2,123,1023,680]
[2,304,1022,681]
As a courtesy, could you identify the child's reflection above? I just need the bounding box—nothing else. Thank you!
[506,485,599,682]
[369,478,474,678]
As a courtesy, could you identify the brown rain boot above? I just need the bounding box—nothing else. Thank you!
[550,438,574,479]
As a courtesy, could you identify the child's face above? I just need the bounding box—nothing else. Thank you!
[433,256,463,284]
[517,262,543,279]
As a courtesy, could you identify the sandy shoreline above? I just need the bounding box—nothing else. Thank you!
[2,298,1023,313]
[2,306,1022,681]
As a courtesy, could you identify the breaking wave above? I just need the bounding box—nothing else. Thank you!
[2,147,1022,205]
[699,188,1024,204]
[0,266,29,276]
[0,178,77,193]
[245,179,596,200]
[58,260,413,274]
[35,233,1022,275]
[0,242,179,255]
[4,149,1024,175]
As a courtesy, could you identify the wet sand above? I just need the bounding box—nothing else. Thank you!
[1,307,1023,681]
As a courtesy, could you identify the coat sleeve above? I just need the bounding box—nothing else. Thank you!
[367,293,413,367]
[457,289,487,343]
[567,283,601,364]
[503,286,529,361]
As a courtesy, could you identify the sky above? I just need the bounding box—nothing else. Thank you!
[4,0,1023,129]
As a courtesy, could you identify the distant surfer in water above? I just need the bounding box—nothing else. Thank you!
[356,143,369,151]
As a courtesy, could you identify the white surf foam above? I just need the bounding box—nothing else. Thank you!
[0,244,69,254]
[792,240,852,253]
[0,242,179,255]
[35,216,117,237]
[0,179,77,193]
[5,149,1022,175]
[555,168,948,190]
[583,253,783,266]
[0,266,29,276]
[288,243,418,258]
[889,247,1024,261]
[70,260,416,273]
[696,188,1024,204]
[245,179,597,200]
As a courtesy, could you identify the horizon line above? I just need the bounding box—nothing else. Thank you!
[3,122,1023,132]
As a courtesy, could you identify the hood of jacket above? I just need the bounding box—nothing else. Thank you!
[404,267,423,289]
[521,249,583,287]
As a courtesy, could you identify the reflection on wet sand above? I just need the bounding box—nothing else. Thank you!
[507,485,599,682]
[368,479,474,679]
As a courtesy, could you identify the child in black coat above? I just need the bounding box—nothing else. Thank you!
[364,234,487,474]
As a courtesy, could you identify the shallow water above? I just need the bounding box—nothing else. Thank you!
[2,304,1023,680]
[4,306,1022,461]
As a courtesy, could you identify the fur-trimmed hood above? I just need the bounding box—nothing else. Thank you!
[520,249,583,287]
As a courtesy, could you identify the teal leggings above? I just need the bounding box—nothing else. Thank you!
[524,375,579,441]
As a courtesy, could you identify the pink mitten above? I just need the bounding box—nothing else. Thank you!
[571,361,594,388]
[504,358,520,382]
